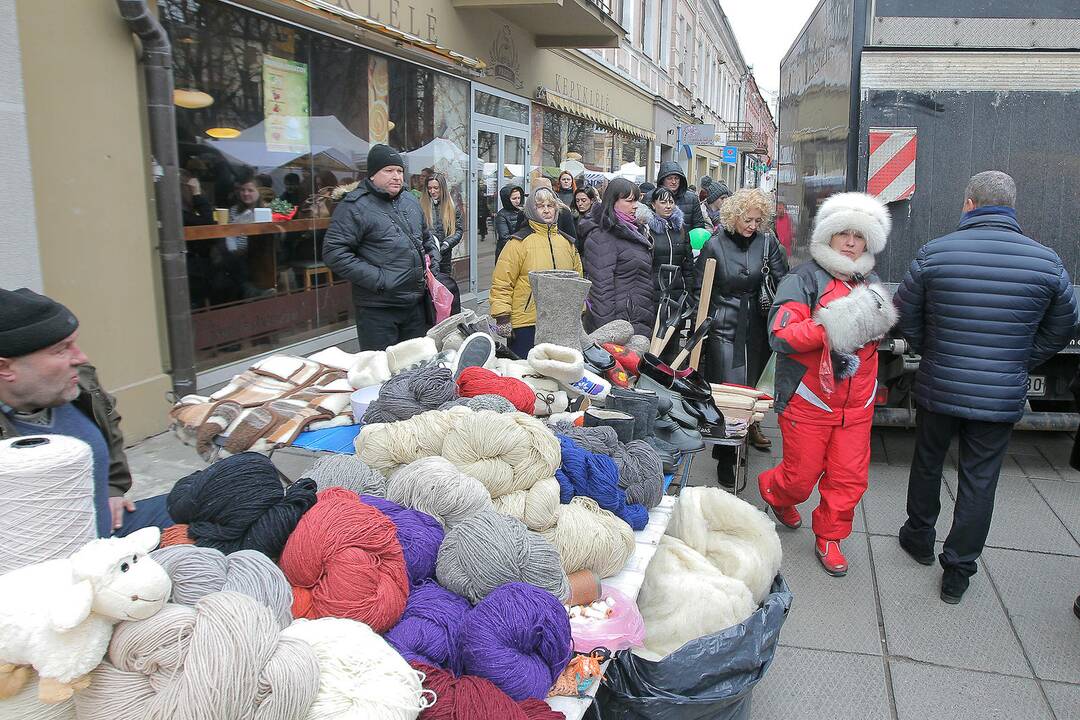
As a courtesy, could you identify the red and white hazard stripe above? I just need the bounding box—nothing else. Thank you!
[868,128,917,203]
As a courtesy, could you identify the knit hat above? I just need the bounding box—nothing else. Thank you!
[0,288,79,358]
[811,192,891,254]
[702,177,732,205]
[367,144,405,176]
[638,182,656,196]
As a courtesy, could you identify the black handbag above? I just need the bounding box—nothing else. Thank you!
[758,233,777,315]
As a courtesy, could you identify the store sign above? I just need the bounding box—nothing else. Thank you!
[325,0,440,42]
[486,25,523,89]
[681,124,716,145]
[263,55,310,153]
[721,145,738,165]
[552,73,611,113]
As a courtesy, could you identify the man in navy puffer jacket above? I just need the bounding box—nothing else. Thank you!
[895,170,1077,604]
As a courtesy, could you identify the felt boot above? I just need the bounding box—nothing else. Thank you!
[583,408,636,444]
[427,309,478,350]
[529,270,591,349]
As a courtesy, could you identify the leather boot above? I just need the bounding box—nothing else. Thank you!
[748,422,772,451]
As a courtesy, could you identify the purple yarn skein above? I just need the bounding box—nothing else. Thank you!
[555,435,649,530]
[458,581,573,701]
[360,495,445,584]
[386,579,472,668]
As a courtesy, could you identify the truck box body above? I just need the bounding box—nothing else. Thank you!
[778,0,1080,427]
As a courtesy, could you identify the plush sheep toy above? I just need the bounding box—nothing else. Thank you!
[0,527,171,703]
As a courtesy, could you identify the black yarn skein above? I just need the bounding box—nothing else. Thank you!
[167,451,317,560]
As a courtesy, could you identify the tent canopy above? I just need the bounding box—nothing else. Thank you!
[209,115,369,171]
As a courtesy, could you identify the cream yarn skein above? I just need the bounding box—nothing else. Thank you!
[541,497,635,578]
[491,477,560,532]
[386,457,493,529]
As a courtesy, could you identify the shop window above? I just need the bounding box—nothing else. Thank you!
[537,105,648,183]
[162,0,469,370]
[474,91,529,125]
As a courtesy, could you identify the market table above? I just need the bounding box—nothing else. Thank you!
[669,433,748,496]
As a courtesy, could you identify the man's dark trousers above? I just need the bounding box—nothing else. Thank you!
[355,303,428,351]
[900,406,1013,579]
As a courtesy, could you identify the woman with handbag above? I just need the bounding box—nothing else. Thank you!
[695,188,789,488]
[421,173,464,311]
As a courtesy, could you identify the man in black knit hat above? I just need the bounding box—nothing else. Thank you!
[0,288,173,538]
[324,143,440,350]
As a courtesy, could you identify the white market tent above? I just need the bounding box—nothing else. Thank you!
[209,115,369,171]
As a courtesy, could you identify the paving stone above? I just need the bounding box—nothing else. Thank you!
[890,660,1052,720]
[1042,681,1080,720]
[1012,451,1066,481]
[774,531,882,655]
[861,464,955,540]
[871,535,1031,676]
[1034,443,1080,481]
[983,547,1080,684]
[879,428,918,467]
[750,646,890,720]
[944,473,1079,556]
[1030,478,1080,545]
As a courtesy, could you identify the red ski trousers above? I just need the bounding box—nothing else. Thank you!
[758,415,872,541]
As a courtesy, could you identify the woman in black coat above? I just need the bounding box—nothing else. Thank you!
[578,178,655,336]
[696,188,789,483]
[494,184,525,260]
[641,187,694,299]
[421,173,463,277]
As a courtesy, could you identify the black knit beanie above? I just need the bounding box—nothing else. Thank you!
[367,144,405,176]
[0,288,79,357]
[705,179,732,205]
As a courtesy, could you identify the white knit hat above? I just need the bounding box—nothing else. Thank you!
[811,192,891,254]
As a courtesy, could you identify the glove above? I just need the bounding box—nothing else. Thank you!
[494,315,513,339]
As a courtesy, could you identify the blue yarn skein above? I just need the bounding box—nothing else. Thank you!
[555,435,649,530]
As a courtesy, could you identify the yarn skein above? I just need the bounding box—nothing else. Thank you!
[360,495,445,585]
[167,451,318,560]
[385,580,471,670]
[436,510,570,603]
[75,592,320,720]
[305,453,387,497]
[552,422,663,509]
[160,523,195,547]
[458,582,573,701]
[363,365,459,424]
[455,366,536,414]
[555,435,648,530]
[151,545,294,628]
[490,476,560,532]
[410,663,565,720]
[0,435,96,575]
[438,394,517,414]
[282,617,434,720]
[540,496,635,577]
[280,487,410,633]
[387,457,494,530]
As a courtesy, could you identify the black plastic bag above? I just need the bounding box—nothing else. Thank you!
[598,574,791,720]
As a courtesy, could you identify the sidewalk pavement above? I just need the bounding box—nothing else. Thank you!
[124,420,1080,720]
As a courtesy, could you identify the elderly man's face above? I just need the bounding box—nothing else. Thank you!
[0,332,88,410]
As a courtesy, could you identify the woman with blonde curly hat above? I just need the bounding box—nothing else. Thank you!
[695,188,789,488]
[757,192,897,577]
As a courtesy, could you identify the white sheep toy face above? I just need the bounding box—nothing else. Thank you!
[61,527,172,627]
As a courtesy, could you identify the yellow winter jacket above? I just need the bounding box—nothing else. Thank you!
[490,221,584,328]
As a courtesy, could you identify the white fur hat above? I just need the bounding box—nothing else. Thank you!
[811,192,891,254]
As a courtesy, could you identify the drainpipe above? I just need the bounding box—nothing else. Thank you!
[115,0,197,398]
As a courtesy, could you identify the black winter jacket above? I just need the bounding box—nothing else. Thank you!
[641,204,694,298]
[494,184,525,260]
[896,209,1078,423]
[656,160,709,231]
[323,179,437,309]
[579,213,656,335]
[428,200,464,276]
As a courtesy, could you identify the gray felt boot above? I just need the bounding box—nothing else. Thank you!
[427,309,478,351]
[583,408,636,444]
[530,270,591,349]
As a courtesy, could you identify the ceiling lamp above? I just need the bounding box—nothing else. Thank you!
[205,127,241,139]
[174,89,214,109]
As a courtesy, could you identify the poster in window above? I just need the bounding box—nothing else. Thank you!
[263,55,310,153]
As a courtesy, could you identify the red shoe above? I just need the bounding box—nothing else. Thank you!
[605,359,631,389]
[602,343,641,376]
[815,538,848,576]
[758,474,802,529]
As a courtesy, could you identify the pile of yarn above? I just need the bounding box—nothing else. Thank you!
[455,366,536,414]
[555,435,649,530]
[75,591,321,720]
[280,487,410,633]
[386,579,471,669]
[305,453,387,497]
[552,422,663,509]
[439,393,518,414]
[386,457,494,529]
[166,451,318,560]
[540,496,635,577]
[360,494,445,584]
[412,663,565,720]
[151,544,294,628]
[363,365,460,424]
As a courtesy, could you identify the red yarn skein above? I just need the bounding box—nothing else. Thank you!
[280,487,410,632]
[160,524,195,547]
[455,366,536,414]
[411,663,563,720]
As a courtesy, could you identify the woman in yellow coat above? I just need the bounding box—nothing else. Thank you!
[490,186,583,357]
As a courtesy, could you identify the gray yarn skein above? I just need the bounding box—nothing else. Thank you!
[439,394,517,414]
[552,422,663,509]
[362,365,459,424]
[436,509,570,603]
[387,456,494,529]
[305,454,387,497]
[151,545,294,629]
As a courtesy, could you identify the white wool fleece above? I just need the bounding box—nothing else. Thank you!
[815,284,898,354]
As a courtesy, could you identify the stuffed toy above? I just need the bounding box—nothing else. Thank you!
[0,527,171,703]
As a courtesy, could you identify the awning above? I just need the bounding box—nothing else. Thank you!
[536,87,655,142]
[292,0,486,72]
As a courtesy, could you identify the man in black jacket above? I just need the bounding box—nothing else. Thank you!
[895,171,1077,604]
[656,160,709,231]
[324,144,439,351]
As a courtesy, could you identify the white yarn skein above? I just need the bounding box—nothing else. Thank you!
[541,496,636,577]
[0,435,97,575]
[282,617,434,720]
[491,477,560,532]
[386,457,493,529]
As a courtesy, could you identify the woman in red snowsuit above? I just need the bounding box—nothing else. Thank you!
[758,192,897,576]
